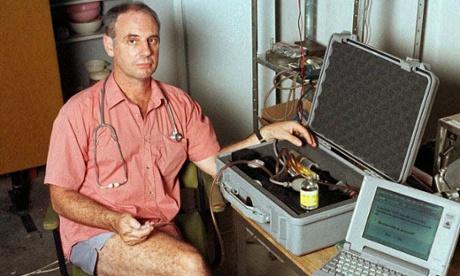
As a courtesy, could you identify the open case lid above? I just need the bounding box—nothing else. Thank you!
[308,33,439,183]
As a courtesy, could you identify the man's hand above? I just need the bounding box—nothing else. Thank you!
[116,214,153,246]
[259,121,317,147]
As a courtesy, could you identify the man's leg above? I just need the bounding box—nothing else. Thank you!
[96,230,210,275]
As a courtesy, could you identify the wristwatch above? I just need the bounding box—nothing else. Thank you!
[254,129,266,143]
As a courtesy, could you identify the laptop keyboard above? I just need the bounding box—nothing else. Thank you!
[320,251,410,276]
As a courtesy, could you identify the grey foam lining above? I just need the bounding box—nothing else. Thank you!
[309,40,430,182]
[239,141,361,216]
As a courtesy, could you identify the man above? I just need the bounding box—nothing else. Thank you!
[45,2,316,275]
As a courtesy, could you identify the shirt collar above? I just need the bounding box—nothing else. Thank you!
[104,73,166,110]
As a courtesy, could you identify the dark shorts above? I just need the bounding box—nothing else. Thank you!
[69,232,115,275]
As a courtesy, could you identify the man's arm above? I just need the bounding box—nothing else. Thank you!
[194,121,316,177]
[49,184,154,245]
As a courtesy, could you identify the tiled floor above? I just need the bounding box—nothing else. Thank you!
[0,167,298,276]
[0,168,61,276]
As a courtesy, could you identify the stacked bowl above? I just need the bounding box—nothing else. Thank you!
[67,1,102,35]
[84,59,111,86]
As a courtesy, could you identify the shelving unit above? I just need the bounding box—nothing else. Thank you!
[49,0,121,100]
[251,0,351,131]
[251,0,427,131]
[251,0,367,131]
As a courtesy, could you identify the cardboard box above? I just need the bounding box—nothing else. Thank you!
[259,100,312,126]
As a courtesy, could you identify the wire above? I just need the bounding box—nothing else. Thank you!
[20,261,60,276]
[208,160,274,270]
[296,0,307,100]
[263,1,309,123]
[296,85,314,126]
[271,142,359,195]
[263,69,303,122]
[363,0,373,44]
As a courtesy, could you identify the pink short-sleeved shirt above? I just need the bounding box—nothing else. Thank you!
[44,74,220,258]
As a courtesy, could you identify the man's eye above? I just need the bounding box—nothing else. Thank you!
[128,39,136,44]
[148,38,158,44]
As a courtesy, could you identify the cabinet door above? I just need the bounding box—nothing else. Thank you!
[0,0,63,175]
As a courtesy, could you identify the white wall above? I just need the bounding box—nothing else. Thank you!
[178,1,254,146]
[143,0,256,146]
[145,0,460,146]
[143,1,181,87]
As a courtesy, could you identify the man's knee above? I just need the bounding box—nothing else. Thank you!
[180,247,210,275]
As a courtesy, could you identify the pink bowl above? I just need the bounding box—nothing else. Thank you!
[68,6,100,23]
[67,1,101,14]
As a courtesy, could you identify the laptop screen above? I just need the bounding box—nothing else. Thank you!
[362,187,443,260]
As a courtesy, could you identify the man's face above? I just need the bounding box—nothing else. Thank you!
[106,10,160,82]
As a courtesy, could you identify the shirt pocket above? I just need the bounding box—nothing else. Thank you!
[157,134,187,182]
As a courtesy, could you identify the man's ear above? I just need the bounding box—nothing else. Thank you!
[103,35,114,57]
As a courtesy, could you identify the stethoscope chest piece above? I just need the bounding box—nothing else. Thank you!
[165,101,183,142]
[170,132,183,142]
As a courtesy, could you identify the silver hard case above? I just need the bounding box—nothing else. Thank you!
[216,33,438,256]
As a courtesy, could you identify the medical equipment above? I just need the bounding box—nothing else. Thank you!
[94,77,183,189]
[433,113,460,195]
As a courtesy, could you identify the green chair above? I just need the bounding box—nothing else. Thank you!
[43,161,225,276]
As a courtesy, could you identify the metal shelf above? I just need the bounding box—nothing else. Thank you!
[251,0,325,131]
[55,28,104,45]
[256,55,290,72]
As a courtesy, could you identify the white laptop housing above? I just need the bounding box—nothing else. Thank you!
[317,175,460,276]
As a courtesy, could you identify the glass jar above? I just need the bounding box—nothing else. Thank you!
[300,177,319,210]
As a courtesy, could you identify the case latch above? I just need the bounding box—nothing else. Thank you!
[401,57,431,72]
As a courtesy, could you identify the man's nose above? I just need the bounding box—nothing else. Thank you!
[140,41,153,56]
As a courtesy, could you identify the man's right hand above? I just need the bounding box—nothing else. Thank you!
[116,213,153,246]
[49,184,153,246]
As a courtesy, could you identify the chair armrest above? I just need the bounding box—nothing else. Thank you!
[180,162,199,189]
[180,161,226,213]
[43,203,59,231]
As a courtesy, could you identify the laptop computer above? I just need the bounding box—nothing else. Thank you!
[313,175,460,276]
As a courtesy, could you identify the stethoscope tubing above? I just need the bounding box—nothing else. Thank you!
[93,77,182,189]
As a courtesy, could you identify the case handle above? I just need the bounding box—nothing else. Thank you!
[220,182,270,224]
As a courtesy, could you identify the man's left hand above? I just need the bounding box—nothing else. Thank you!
[259,121,317,147]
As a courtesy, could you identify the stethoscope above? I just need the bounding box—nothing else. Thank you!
[93,77,183,189]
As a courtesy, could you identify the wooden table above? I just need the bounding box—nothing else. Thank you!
[233,206,460,276]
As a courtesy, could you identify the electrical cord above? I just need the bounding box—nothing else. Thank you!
[363,0,372,44]
[263,69,303,122]
[263,0,313,123]
[296,85,314,126]
[271,140,359,196]
[20,261,60,276]
[208,160,274,270]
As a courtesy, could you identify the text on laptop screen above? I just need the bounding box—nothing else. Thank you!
[362,187,443,260]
